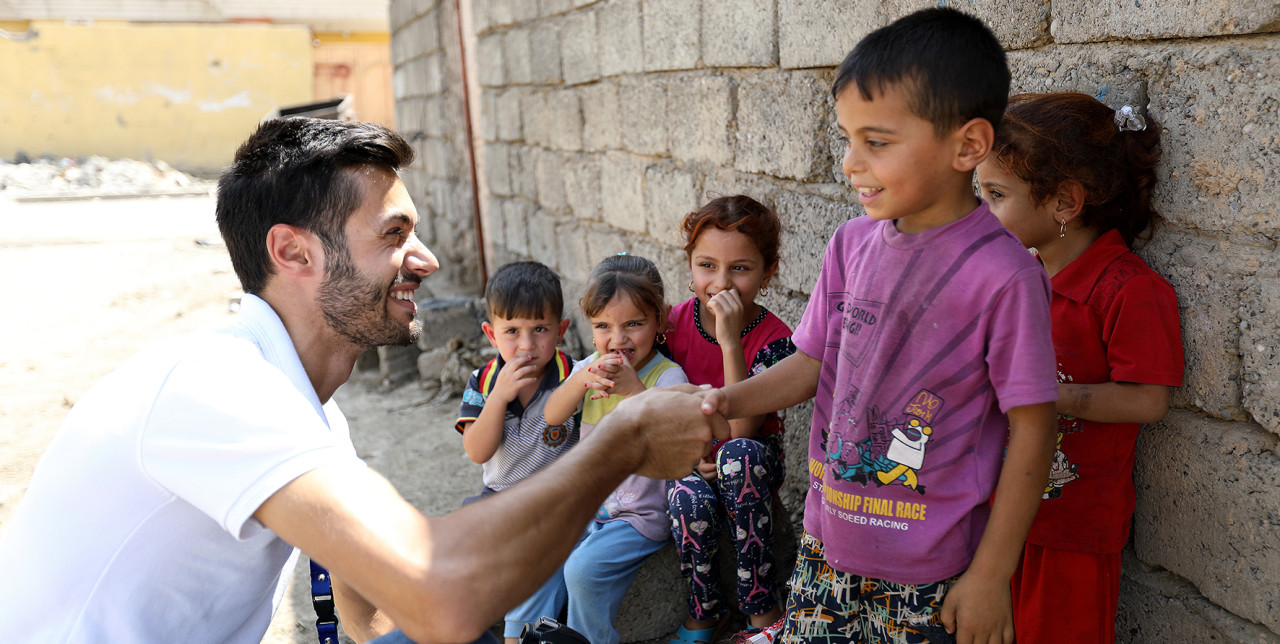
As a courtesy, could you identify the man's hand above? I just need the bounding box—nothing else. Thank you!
[607,384,730,479]
[940,569,1015,644]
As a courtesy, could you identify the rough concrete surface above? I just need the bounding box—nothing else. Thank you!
[1133,410,1280,632]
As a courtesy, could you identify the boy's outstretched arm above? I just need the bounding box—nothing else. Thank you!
[941,401,1056,644]
[700,350,822,420]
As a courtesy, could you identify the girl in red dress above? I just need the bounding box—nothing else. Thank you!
[976,93,1185,643]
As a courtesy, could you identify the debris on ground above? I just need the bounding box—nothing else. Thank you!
[0,156,215,200]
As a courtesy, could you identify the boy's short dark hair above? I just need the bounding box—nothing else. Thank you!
[216,118,414,294]
[832,7,1010,137]
[485,261,564,321]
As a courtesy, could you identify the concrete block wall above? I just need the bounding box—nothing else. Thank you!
[392,0,1280,641]
[392,0,483,294]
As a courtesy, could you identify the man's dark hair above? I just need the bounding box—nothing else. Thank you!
[831,7,1010,137]
[485,261,565,321]
[216,118,414,293]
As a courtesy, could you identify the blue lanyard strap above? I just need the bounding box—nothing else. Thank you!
[309,559,339,644]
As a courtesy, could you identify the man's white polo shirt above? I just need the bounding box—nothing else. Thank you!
[0,294,362,643]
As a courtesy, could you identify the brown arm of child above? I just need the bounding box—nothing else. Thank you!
[1057,382,1170,424]
[700,350,822,422]
[940,401,1056,644]
[461,355,539,464]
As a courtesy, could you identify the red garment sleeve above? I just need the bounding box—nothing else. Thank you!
[1103,272,1184,387]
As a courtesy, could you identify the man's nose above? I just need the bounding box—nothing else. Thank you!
[405,235,439,277]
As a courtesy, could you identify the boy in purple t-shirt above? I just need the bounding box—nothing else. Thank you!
[702,9,1058,644]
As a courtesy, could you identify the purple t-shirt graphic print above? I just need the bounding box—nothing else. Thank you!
[792,201,1058,585]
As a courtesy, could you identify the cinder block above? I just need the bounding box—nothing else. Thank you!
[560,10,601,85]
[779,1,1048,68]
[1241,279,1280,436]
[771,188,860,295]
[564,154,602,220]
[1007,40,1279,239]
[420,96,445,138]
[572,0,599,7]
[600,152,648,233]
[513,146,539,201]
[540,0,572,17]
[484,195,507,249]
[703,0,777,68]
[394,96,420,135]
[586,226,630,264]
[414,11,442,56]
[496,88,523,142]
[503,197,533,255]
[505,27,534,85]
[598,0,643,76]
[1132,409,1280,633]
[580,81,621,151]
[422,53,445,96]
[527,207,560,269]
[628,237,687,307]
[1141,232,1247,422]
[391,29,415,66]
[1117,553,1280,644]
[534,149,568,212]
[557,220,593,284]
[642,0,700,72]
[521,89,552,147]
[476,33,505,86]
[778,0,878,69]
[667,73,734,166]
[643,164,698,246]
[390,0,417,32]
[486,0,513,29]
[509,0,539,23]
[618,77,669,156]
[735,70,835,181]
[471,0,491,35]
[419,138,451,180]
[546,89,585,151]
[530,22,563,85]
[483,142,513,196]
[1052,0,1280,43]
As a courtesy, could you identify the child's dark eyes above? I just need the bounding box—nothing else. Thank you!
[986,189,1004,200]
[866,140,886,149]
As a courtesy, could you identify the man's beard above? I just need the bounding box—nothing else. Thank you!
[317,244,421,349]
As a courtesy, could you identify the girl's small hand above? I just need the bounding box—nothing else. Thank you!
[583,353,621,398]
[707,288,746,343]
[696,457,718,481]
[600,351,645,398]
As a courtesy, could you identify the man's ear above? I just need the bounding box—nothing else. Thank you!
[557,318,571,342]
[953,117,995,172]
[265,224,318,278]
[481,320,498,347]
[1052,180,1087,224]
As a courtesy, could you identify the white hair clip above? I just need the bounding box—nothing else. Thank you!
[1114,105,1147,132]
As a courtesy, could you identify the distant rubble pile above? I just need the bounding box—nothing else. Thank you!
[0,156,215,200]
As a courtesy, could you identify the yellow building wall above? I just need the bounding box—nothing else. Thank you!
[0,21,313,173]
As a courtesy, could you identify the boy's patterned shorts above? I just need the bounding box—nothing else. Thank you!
[779,533,958,644]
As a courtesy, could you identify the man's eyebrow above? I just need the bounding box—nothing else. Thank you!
[381,211,417,228]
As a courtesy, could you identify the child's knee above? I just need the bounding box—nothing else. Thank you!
[718,438,766,465]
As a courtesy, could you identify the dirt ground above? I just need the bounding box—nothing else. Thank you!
[0,194,479,644]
